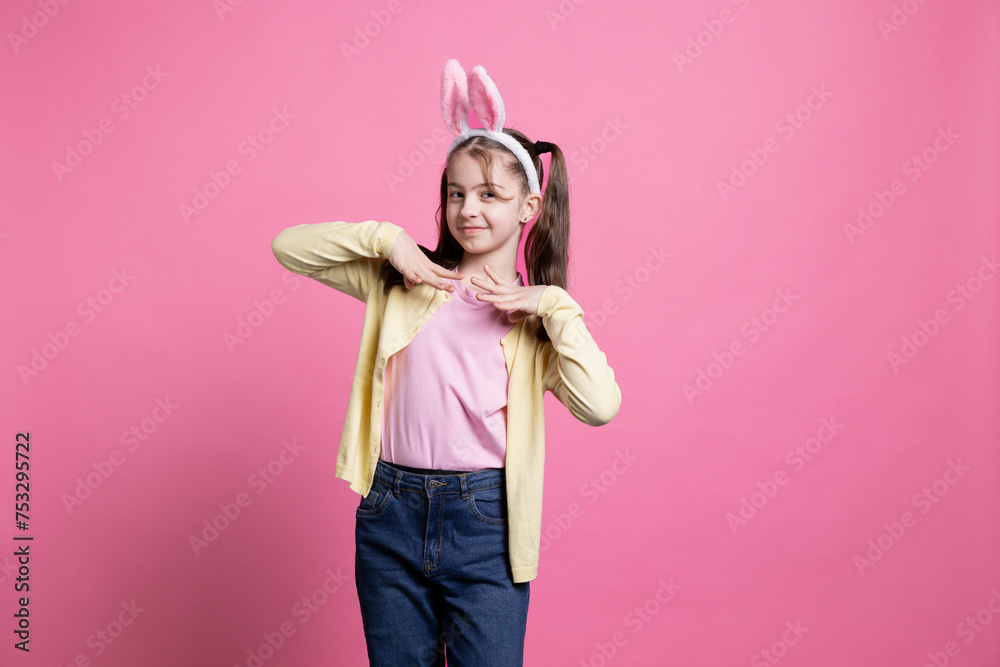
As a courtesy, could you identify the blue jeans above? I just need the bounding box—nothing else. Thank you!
[354,459,530,666]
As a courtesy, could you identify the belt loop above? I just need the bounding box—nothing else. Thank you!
[393,470,403,497]
[458,473,469,499]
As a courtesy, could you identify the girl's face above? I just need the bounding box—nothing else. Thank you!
[445,151,530,260]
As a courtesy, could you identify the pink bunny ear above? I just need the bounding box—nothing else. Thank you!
[468,65,505,133]
[441,59,469,135]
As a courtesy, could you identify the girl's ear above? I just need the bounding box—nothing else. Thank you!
[521,193,543,222]
[468,65,506,133]
[441,59,470,136]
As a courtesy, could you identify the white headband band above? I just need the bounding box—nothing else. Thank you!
[440,59,542,195]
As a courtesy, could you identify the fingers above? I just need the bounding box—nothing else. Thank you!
[426,259,465,291]
[391,233,462,292]
[434,263,464,279]
[431,263,464,289]
[473,289,517,309]
[404,260,461,292]
[474,289,532,320]
[470,274,511,294]
[482,264,512,285]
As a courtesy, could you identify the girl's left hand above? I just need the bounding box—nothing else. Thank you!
[471,264,548,323]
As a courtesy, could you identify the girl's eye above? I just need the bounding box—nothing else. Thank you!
[482,192,495,199]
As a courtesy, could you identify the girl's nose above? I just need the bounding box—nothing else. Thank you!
[460,198,479,217]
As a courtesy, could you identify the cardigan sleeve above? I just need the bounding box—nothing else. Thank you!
[537,285,622,426]
[270,220,405,302]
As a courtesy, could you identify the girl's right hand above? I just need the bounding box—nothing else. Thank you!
[386,230,463,291]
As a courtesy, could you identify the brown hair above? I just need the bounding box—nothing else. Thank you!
[377,128,570,343]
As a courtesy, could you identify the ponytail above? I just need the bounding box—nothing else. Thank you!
[523,139,569,343]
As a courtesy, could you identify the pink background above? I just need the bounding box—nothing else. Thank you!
[3,0,999,665]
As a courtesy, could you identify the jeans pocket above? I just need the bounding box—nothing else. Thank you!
[357,479,393,517]
[468,484,506,526]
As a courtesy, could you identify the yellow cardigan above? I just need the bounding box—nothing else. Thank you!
[270,219,622,582]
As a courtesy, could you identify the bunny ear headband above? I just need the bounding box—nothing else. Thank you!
[441,58,550,195]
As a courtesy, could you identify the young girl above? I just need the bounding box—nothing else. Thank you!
[271,59,621,666]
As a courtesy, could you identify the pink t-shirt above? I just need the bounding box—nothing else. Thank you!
[379,272,523,471]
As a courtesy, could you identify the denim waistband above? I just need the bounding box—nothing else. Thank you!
[374,459,504,497]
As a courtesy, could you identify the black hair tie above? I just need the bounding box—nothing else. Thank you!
[533,140,554,155]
